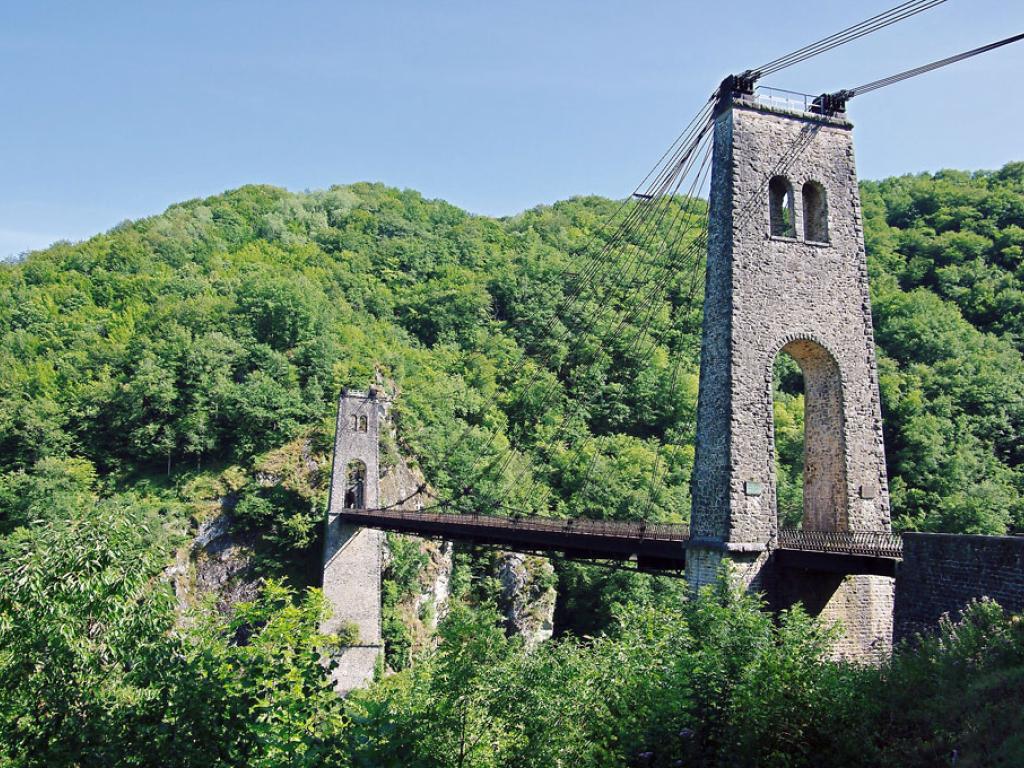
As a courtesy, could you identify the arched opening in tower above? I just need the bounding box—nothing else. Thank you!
[768,175,796,238]
[344,460,367,509]
[771,339,848,531]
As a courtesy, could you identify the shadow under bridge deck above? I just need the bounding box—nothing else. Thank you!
[336,509,903,577]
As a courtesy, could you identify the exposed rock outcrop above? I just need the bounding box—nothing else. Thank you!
[167,404,557,658]
[169,435,332,616]
[188,511,261,612]
[377,423,453,656]
[495,552,556,647]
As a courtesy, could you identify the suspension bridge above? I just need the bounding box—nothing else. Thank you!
[319,0,1024,691]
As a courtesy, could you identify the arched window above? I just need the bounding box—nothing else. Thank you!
[802,181,828,242]
[769,176,795,238]
[350,415,358,430]
[358,415,368,432]
[344,460,367,509]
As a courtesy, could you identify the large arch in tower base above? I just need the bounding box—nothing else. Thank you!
[770,338,848,533]
[766,338,892,659]
[688,91,895,660]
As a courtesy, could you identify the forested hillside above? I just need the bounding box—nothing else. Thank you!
[1,167,1023,765]
[862,166,1024,533]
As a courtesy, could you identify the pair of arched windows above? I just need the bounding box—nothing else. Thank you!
[349,414,369,432]
[768,177,829,243]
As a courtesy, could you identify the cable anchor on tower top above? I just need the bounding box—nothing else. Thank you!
[718,69,761,99]
[811,89,854,116]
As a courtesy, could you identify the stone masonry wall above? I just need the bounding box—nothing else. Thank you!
[894,532,1024,644]
[691,97,891,545]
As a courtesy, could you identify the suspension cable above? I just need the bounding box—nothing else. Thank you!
[717,0,951,98]
[756,0,949,77]
[482,143,714,498]
[404,2,957,517]
[447,118,715,487]
[850,30,1024,96]
[428,103,716,476]
[812,30,1024,115]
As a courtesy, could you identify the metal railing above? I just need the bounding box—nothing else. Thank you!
[340,507,690,542]
[340,509,901,558]
[753,86,817,114]
[777,529,903,559]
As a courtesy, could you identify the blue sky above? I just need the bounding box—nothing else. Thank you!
[2,0,1023,259]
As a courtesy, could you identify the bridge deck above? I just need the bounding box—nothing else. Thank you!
[337,508,690,570]
[336,508,902,576]
[775,529,902,577]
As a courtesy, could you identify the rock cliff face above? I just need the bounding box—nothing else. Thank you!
[495,552,556,647]
[168,436,331,616]
[380,449,557,649]
[378,415,557,648]
[163,505,259,619]
[377,420,453,656]
[387,538,453,659]
[414,540,454,631]
[179,510,261,614]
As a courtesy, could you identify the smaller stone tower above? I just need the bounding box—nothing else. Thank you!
[322,388,386,694]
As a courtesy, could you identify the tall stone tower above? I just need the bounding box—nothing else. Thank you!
[687,85,894,656]
[322,388,386,693]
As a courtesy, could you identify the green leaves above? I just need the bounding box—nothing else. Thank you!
[1,172,1017,535]
[2,498,1023,767]
[0,503,350,768]
[862,169,1024,534]
[348,573,853,768]
[0,496,176,766]
[0,168,1023,764]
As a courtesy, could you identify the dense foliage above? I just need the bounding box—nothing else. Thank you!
[2,503,1021,767]
[862,167,1024,532]
[1,166,1023,763]
[0,486,349,767]
[2,171,1022,547]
